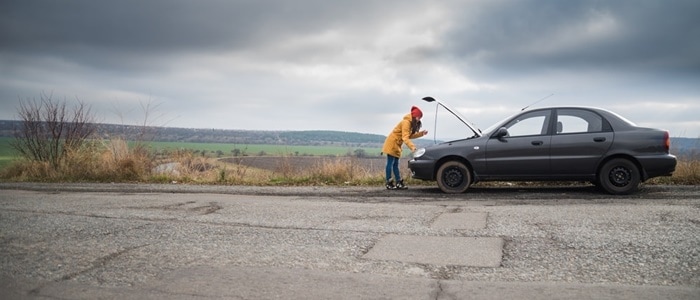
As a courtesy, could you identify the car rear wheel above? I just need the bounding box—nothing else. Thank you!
[436,161,471,193]
[598,158,640,195]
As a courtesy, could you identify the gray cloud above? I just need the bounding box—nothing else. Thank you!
[0,0,698,137]
[445,0,700,74]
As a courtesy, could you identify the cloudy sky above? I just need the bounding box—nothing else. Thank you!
[1,0,699,137]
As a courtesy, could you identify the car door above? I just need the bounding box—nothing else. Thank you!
[549,108,614,176]
[484,109,552,178]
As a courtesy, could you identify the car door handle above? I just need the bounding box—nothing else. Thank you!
[531,140,544,146]
[594,137,606,142]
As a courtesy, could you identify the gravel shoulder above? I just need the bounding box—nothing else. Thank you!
[1,182,699,199]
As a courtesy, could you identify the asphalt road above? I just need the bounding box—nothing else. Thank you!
[1,182,699,299]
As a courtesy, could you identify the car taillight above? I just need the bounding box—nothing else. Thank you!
[664,131,671,153]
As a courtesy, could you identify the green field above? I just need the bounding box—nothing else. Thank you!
[0,137,17,169]
[143,140,381,157]
[0,137,382,169]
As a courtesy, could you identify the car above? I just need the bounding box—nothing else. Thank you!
[408,97,677,195]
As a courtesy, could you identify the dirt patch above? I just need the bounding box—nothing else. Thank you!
[219,156,387,173]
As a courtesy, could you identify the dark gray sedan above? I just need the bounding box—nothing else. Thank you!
[408,98,677,195]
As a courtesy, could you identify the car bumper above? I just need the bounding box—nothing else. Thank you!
[408,159,436,180]
[638,154,677,179]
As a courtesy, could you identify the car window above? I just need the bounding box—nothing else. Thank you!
[504,110,551,137]
[556,109,604,134]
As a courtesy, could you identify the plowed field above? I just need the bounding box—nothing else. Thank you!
[219,156,389,173]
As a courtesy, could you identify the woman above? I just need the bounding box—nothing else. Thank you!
[382,106,428,189]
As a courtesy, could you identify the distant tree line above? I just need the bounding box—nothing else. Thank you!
[1,118,696,154]
[0,120,387,147]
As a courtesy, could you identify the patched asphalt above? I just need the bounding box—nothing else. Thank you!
[364,235,504,267]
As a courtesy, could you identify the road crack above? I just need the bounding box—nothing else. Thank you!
[189,202,223,215]
[431,280,444,300]
[28,244,151,296]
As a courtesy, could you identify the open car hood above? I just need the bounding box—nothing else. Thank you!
[422,96,482,140]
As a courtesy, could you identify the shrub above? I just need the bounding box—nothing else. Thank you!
[10,94,96,169]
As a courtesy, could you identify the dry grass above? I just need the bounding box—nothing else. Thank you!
[1,140,698,187]
[305,157,381,185]
[676,160,700,184]
[0,139,153,182]
[247,156,386,186]
[648,159,700,185]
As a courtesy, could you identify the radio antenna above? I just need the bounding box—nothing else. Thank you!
[521,93,554,111]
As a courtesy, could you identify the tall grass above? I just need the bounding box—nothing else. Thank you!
[264,156,384,186]
[0,139,152,182]
[0,137,698,186]
[676,160,700,184]
[649,159,700,185]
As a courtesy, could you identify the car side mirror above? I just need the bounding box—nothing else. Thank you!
[494,127,508,139]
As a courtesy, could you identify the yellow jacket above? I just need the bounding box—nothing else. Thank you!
[382,113,426,158]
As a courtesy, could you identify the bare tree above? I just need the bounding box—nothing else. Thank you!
[108,98,175,141]
[11,93,97,168]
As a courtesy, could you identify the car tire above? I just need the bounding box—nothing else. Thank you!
[436,161,471,193]
[598,158,640,195]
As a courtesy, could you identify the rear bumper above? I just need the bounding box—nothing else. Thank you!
[638,154,677,179]
[408,159,436,180]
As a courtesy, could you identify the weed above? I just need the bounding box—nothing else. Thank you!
[218,168,227,183]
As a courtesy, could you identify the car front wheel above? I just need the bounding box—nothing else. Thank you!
[436,161,471,193]
[598,158,640,195]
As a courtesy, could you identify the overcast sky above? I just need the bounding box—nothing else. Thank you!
[1,0,699,137]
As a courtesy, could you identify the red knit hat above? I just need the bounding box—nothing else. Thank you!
[411,106,423,119]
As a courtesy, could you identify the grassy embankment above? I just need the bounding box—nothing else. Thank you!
[0,136,697,186]
[0,137,391,185]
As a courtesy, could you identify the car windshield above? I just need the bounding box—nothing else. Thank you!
[481,115,512,136]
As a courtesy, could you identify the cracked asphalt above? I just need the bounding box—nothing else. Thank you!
[0,182,699,299]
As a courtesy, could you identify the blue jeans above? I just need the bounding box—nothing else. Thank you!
[385,155,401,182]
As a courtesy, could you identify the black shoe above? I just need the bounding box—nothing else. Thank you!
[395,180,408,189]
[385,180,396,190]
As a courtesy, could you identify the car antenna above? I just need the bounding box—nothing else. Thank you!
[521,93,554,111]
